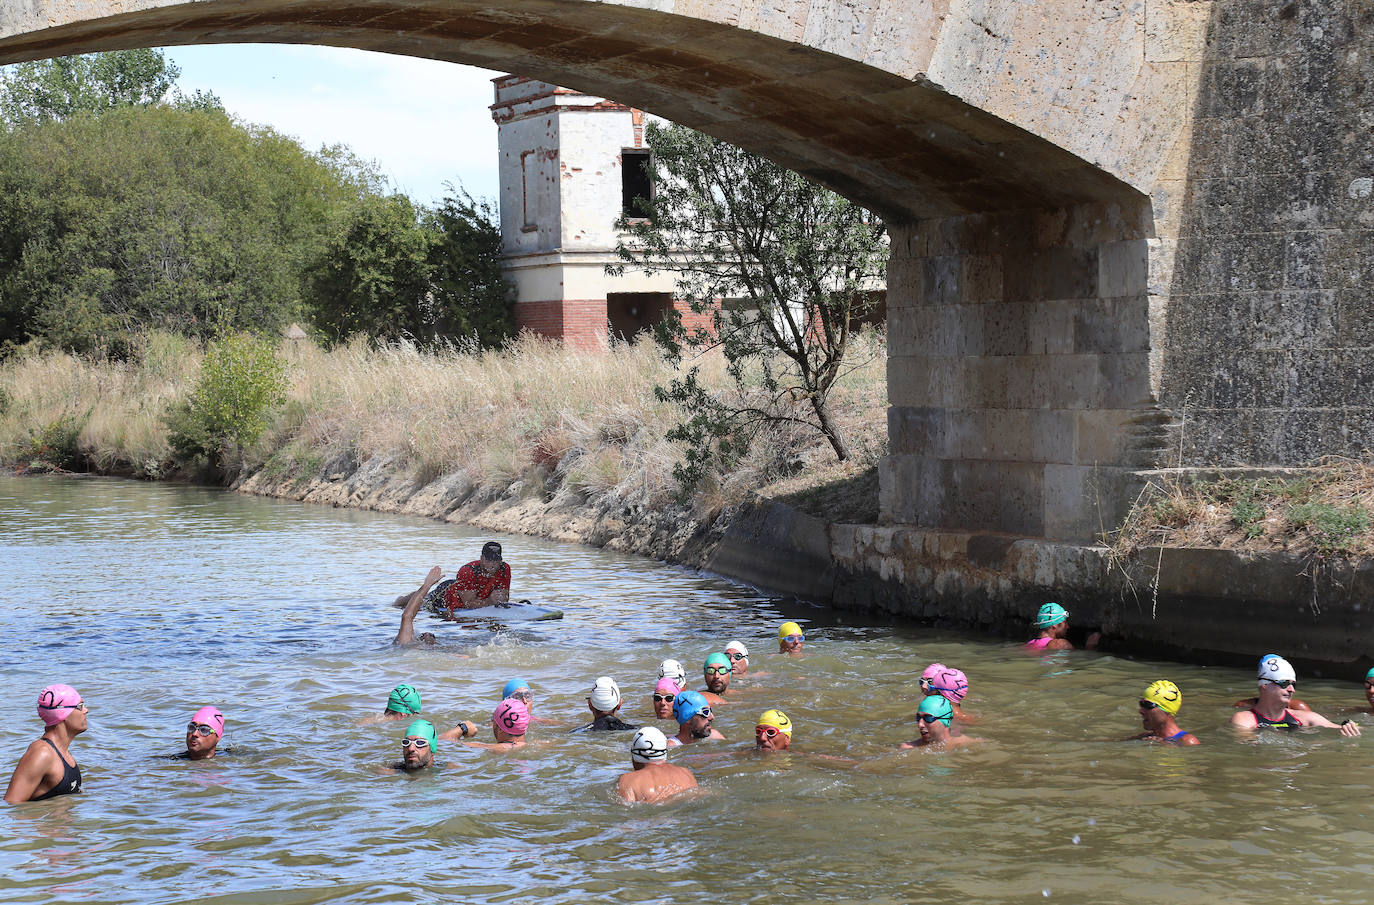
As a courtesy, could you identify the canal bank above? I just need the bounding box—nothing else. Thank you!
[235,452,1374,677]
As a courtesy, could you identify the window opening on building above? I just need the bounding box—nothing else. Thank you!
[521,150,540,231]
[607,292,672,340]
[621,149,652,219]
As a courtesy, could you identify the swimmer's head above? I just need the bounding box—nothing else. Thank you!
[918,694,954,728]
[673,690,709,725]
[1141,680,1182,716]
[778,622,805,652]
[1033,602,1069,630]
[493,698,530,738]
[920,663,947,685]
[588,676,622,714]
[37,684,84,727]
[755,709,793,751]
[724,640,749,670]
[630,726,669,766]
[703,652,732,693]
[502,678,532,703]
[927,667,969,704]
[778,621,803,641]
[652,677,679,718]
[1258,654,1296,687]
[658,659,687,690]
[402,718,437,768]
[190,706,224,739]
[386,684,422,715]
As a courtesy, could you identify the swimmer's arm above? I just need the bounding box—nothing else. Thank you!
[438,720,476,742]
[1298,711,1362,736]
[616,774,639,802]
[1229,710,1259,730]
[3,742,53,804]
[393,566,443,646]
[1046,638,1073,651]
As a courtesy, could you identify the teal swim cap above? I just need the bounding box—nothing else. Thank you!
[404,718,438,751]
[918,694,954,727]
[1365,666,1374,682]
[704,652,731,671]
[387,684,421,714]
[1033,602,1068,629]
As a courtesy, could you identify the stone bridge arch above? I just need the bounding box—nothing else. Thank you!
[3,2,1365,545]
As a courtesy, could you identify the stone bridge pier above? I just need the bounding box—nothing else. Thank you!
[1,1,1369,545]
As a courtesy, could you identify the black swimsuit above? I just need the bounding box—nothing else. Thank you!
[1250,708,1300,731]
[33,738,81,800]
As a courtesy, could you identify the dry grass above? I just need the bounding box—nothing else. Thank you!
[0,330,890,518]
[1107,460,1374,558]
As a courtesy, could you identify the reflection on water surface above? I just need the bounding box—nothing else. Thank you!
[1,476,1372,904]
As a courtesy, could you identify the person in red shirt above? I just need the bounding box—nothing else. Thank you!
[443,541,511,614]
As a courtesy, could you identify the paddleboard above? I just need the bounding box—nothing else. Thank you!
[424,579,563,622]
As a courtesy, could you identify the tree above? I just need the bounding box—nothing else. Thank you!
[0,49,195,124]
[0,104,362,355]
[613,123,887,485]
[426,189,514,346]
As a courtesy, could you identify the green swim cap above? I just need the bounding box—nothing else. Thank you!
[404,718,438,751]
[705,652,731,671]
[387,684,421,715]
[918,694,954,727]
[1033,602,1068,629]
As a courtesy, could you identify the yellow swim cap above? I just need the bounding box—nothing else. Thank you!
[778,621,803,640]
[757,709,793,736]
[1142,680,1182,715]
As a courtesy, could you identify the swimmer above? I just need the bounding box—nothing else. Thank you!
[1127,681,1199,746]
[668,690,724,747]
[754,709,793,752]
[1024,603,1100,651]
[392,565,443,646]
[919,664,975,723]
[496,677,557,726]
[384,684,422,719]
[4,685,86,803]
[574,677,639,732]
[901,694,980,750]
[181,706,226,760]
[1361,667,1374,713]
[443,540,511,614]
[617,727,698,803]
[1231,653,1311,711]
[465,699,529,750]
[724,640,752,677]
[778,622,805,655]
[658,659,687,691]
[651,677,679,720]
[388,719,438,772]
[701,653,733,704]
[1230,655,1360,736]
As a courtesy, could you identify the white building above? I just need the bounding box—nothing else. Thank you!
[491,76,695,347]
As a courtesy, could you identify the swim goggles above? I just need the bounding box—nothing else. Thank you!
[401,738,431,749]
[652,693,676,703]
[1262,679,1296,689]
[705,665,732,677]
[187,722,216,736]
[917,713,942,724]
[727,652,747,662]
[783,634,804,643]
[1138,700,1157,710]
[755,725,782,739]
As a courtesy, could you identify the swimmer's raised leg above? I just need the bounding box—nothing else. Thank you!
[393,566,443,647]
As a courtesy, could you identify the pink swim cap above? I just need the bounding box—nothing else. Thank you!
[493,698,530,736]
[37,684,82,726]
[191,706,225,738]
[920,663,947,683]
[654,677,679,695]
[929,667,969,704]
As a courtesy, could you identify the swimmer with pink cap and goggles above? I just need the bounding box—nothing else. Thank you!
[4,684,88,803]
[184,706,225,760]
[918,663,976,724]
[463,698,531,750]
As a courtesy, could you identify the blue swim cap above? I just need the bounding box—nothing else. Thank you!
[502,678,530,699]
[918,694,954,727]
[673,689,708,724]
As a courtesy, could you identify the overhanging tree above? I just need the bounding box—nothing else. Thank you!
[613,123,887,489]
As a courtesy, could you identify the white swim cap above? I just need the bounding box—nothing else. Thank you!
[658,659,687,690]
[1258,654,1296,684]
[630,726,669,764]
[724,640,749,658]
[589,676,622,712]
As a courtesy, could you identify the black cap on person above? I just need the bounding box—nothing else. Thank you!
[481,541,502,562]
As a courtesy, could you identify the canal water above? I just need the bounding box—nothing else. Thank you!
[1,475,1372,904]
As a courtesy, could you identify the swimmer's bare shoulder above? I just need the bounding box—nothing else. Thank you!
[617,764,698,804]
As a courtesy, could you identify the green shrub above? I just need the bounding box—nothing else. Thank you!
[24,414,83,470]
[166,332,287,468]
[1285,502,1371,553]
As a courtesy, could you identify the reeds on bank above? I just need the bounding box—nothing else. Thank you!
[0,330,889,517]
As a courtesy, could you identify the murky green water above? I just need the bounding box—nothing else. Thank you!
[2,475,1372,904]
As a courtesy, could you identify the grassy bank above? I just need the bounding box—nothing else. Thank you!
[0,331,888,522]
